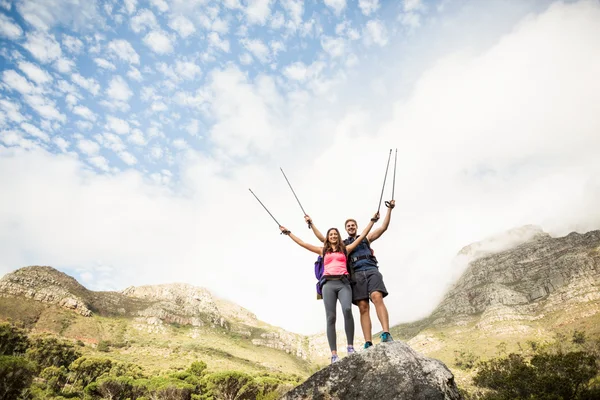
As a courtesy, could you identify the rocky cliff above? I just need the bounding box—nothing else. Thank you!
[0,266,320,360]
[431,229,600,329]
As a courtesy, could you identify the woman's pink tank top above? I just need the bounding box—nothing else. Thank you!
[323,252,348,276]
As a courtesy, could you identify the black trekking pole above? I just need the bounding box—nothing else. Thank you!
[377,149,393,213]
[385,148,397,209]
[248,188,289,234]
[280,167,312,229]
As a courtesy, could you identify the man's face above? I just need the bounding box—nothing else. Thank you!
[345,221,357,236]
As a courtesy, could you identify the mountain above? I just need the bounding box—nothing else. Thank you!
[390,227,600,387]
[0,266,322,376]
[2,226,599,382]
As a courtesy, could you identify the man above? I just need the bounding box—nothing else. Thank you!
[305,199,395,349]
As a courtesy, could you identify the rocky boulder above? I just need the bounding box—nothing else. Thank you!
[281,342,461,400]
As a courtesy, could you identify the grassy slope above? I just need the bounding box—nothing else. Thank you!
[0,297,316,377]
[391,300,600,390]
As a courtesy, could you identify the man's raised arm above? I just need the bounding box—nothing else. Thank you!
[305,215,325,243]
[367,200,395,242]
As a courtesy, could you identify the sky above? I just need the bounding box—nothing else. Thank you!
[1,0,600,336]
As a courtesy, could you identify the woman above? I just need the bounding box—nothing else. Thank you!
[279,212,379,364]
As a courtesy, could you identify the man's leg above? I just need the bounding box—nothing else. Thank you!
[370,291,390,333]
[357,299,372,343]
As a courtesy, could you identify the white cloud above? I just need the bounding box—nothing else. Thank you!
[359,0,379,16]
[324,0,346,16]
[96,132,126,152]
[107,39,140,64]
[23,32,62,64]
[15,0,105,31]
[0,99,27,123]
[399,12,421,29]
[281,0,303,28]
[245,0,273,25]
[321,36,345,57]
[208,32,230,52]
[71,73,101,96]
[270,40,285,57]
[364,20,389,47]
[239,53,253,65]
[21,122,50,142]
[94,58,117,70]
[0,130,38,149]
[118,151,137,165]
[403,0,424,13]
[62,35,84,53]
[106,76,133,103]
[88,155,110,171]
[105,115,131,135]
[127,67,143,82]
[124,0,137,15]
[72,105,97,122]
[0,13,23,39]
[3,70,41,95]
[23,94,66,122]
[77,138,100,155]
[130,9,159,33]
[150,145,163,159]
[128,128,147,146]
[240,38,270,63]
[54,58,75,74]
[52,136,69,152]
[168,15,196,38]
[184,119,200,136]
[150,0,168,13]
[172,138,188,149]
[283,62,308,81]
[143,30,174,54]
[175,61,202,80]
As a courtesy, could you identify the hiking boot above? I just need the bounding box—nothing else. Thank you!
[364,341,373,349]
[347,346,355,355]
[331,354,340,364]
[381,332,394,342]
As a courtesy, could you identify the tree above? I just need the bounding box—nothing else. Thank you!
[0,355,36,400]
[69,356,113,389]
[26,335,81,370]
[0,323,29,356]
[473,349,599,400]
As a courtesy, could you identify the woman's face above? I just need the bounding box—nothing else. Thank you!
[328,229,339,244]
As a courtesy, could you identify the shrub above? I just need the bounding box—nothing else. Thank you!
[25,335,81,370]
[0,323,29,356]
[0,355,36,399]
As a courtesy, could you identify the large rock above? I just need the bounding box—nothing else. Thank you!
[281,342,462,400]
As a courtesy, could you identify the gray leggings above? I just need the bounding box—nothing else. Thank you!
[322,279,354,351]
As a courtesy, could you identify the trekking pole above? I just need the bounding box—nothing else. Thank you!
[377,149,393,213]
[248,188,289,234]
[280,167,312,229]
[385,148,397,209]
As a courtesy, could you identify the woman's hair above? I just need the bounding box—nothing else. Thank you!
[323,228,347,255]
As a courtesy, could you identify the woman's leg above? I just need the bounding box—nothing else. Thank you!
[322,281,340,353]
[339,282,355,347]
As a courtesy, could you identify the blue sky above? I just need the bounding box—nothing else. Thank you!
[1,0,428,178]
[1,0,600,336]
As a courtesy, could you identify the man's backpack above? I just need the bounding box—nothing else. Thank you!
[314,249,354,300]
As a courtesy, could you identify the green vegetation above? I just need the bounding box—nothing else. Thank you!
[0,322,301,399]
[461,330,600,399]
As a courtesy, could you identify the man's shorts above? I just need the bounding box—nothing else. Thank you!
[352,268,388,305]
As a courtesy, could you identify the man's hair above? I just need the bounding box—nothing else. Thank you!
[344,219,357,228]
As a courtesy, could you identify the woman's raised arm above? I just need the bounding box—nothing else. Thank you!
[280,226,323,255]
